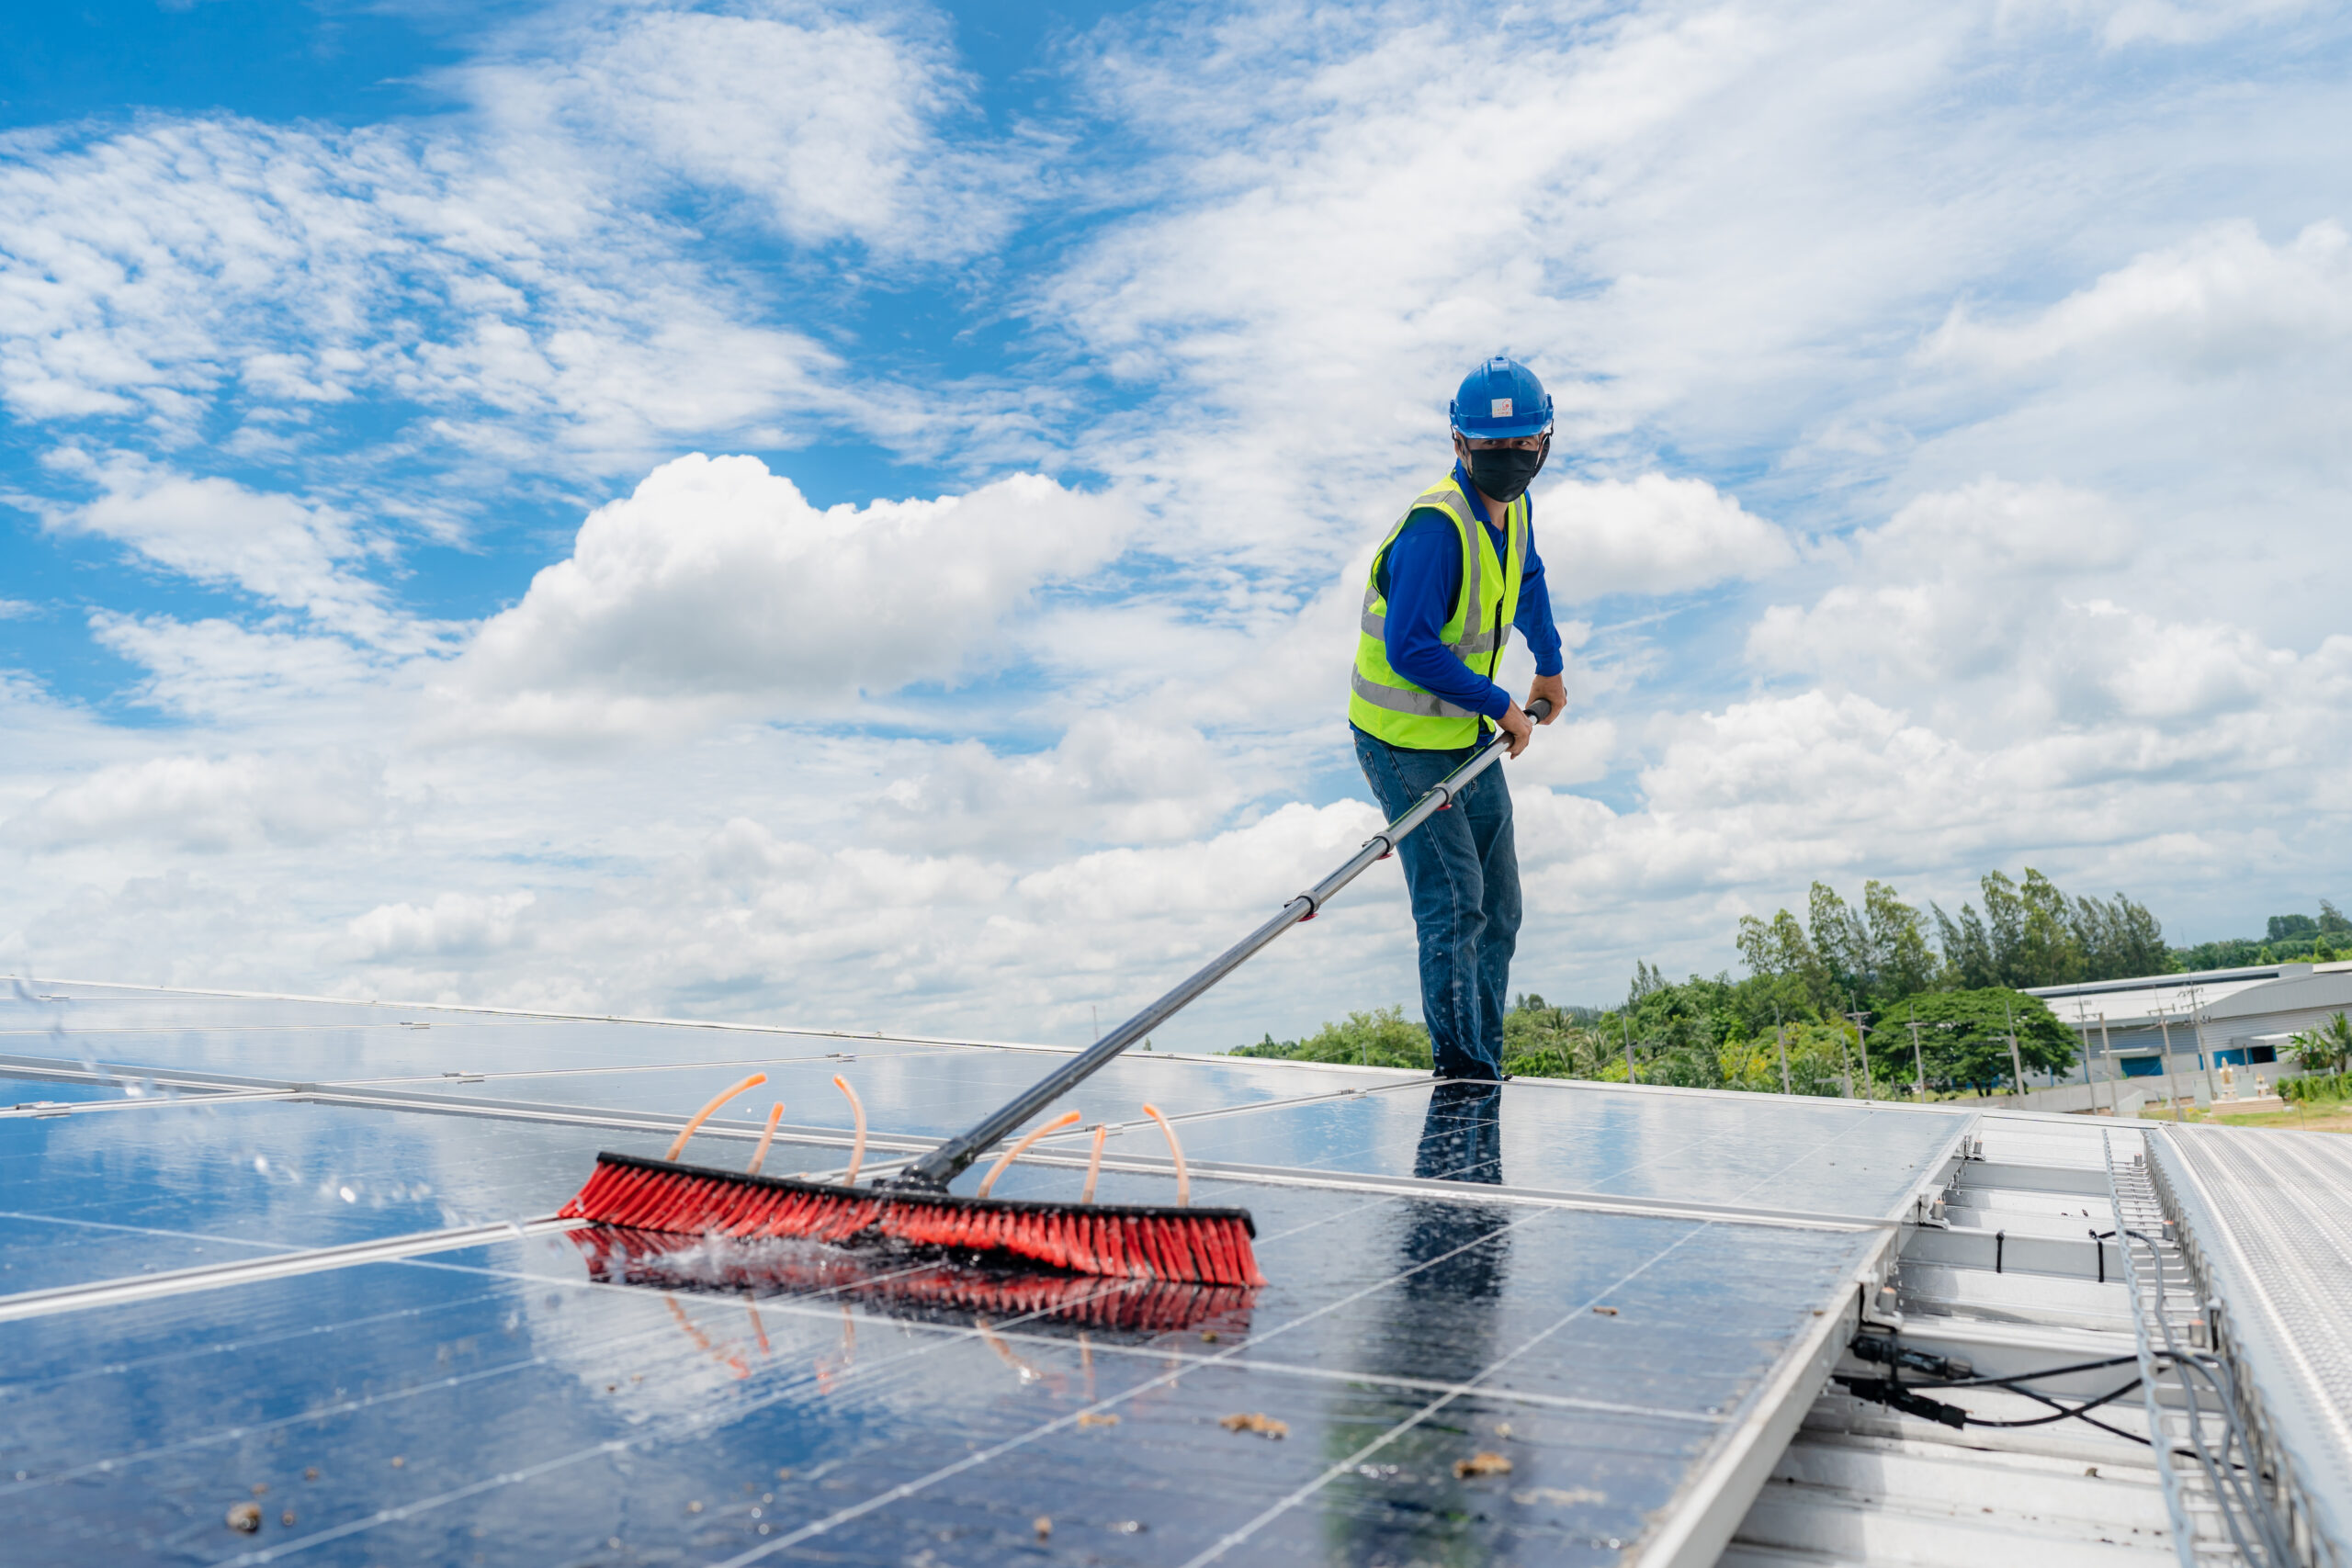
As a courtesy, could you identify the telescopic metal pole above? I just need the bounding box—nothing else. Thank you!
[1907,1013,1928,1104]
[894,700,1553,1191]
[1773,1001,1792,1096]
[1623,1013,1636,1085]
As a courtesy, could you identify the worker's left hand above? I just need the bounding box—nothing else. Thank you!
[1527,672,1567,723]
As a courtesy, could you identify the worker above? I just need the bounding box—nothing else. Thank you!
[1349,355,1566,1081]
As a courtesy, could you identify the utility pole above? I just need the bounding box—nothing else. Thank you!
[2098,1012,2117,1115]
[2156,1005,2181,1119]
[1773,1001,1792,1096]
[1623,1013,1636,1086]
[2076,1019,2100,1114]
[1906,1010,1928,1104]
[1844,998,1871,1102]
[2004,998,2025,1099]
[2188,986,2219,1102]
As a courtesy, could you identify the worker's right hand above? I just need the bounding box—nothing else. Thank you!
[1498,701,1533,758]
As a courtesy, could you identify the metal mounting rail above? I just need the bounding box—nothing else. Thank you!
[2108,1132,2302,1568]
[0,1217,584,1325]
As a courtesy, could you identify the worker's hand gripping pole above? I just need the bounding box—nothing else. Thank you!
[888,698,1553,1194]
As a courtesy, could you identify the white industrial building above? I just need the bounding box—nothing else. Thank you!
[2028,962,2352,1089]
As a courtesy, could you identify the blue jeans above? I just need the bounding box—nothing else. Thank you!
[1352,726,1520,1079]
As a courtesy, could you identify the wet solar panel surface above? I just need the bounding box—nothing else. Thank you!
[1,983,1972,1565]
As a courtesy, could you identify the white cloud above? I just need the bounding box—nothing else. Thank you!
[87,613,401,723]
[36,450,392,636]
[5,750,385,853]
[434,456,1136,742]
[348,891,536,961]
[0,0,1015,486]
[2008,0,2324,48]
[5,0,2352,1035]
[1537,473,1792,600]
[451,2,1013,261]
[1925,220,2352,375]
[1747,477,2137,692]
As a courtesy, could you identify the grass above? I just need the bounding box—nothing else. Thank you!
[2140,1095,2352,1134]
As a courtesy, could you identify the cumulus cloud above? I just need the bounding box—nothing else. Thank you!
[1537,473,1792,600]
[348,892,536,961]
[5,750,385,853]
[5,0,2351,1036]
[1748,477,2133,689]
[434,457,1136,742]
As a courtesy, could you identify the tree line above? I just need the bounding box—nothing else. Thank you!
[1233,870,2351,1098]
[2174,901,2352,970]
[1234,867,2159,1097]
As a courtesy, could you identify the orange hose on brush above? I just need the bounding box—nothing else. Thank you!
[976,1110,1083,1198]
[1080,1124,1108,1203]
[834,1076,866,1185]
[1141,1103,1189,1207]
[665,1073,768,1161]
[746,1102,785,1175]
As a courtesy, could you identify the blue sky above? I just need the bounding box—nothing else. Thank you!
[4,0,2350,1043]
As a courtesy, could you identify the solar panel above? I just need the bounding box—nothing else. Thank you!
[1,983,1974,1564]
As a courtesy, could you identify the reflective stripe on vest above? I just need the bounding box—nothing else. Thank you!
[1347,474,1526,750]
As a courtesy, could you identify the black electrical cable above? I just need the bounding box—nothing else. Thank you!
[1839,1337,2227,1459]
[1903,1352,2140,1389]
[1953,1376,2141,1428]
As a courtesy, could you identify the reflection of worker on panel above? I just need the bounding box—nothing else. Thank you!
[1416,1078,1505,1186]
[1332,1082,1514,1559]
[1349,356,1567,1082]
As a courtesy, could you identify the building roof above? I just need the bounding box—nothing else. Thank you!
[2027,965,2298,1029]
[2201,964,2352,1023]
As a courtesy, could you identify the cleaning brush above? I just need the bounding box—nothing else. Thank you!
[558,699,1552,1283]
[571,1224,1255,1336]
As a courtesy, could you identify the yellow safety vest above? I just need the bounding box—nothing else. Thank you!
[1348,473,1525,750]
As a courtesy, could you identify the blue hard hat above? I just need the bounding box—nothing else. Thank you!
[1449,355,1554,441]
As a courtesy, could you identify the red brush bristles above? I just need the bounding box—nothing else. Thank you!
[558,1151,1266,1288]
[571,1226,1254,1335]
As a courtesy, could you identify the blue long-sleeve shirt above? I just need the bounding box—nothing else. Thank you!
[1374,462,1564,722]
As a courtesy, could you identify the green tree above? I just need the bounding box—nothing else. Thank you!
[1740,879,1939,1015]
[1866,880,1940,999]
[1736,907,1833,1019]
[2289,1012,2352,1075]
[1864,989,2075,1091]
[1502,994,1604,1079]
[1933,868,2168,987]
[1230,1006,1432,1068]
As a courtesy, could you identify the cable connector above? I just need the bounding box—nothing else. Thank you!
[1850,1334,1973,1382]
[1833,1375,1968,1429]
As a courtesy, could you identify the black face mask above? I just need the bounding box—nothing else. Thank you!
[1464,442,1547,503]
